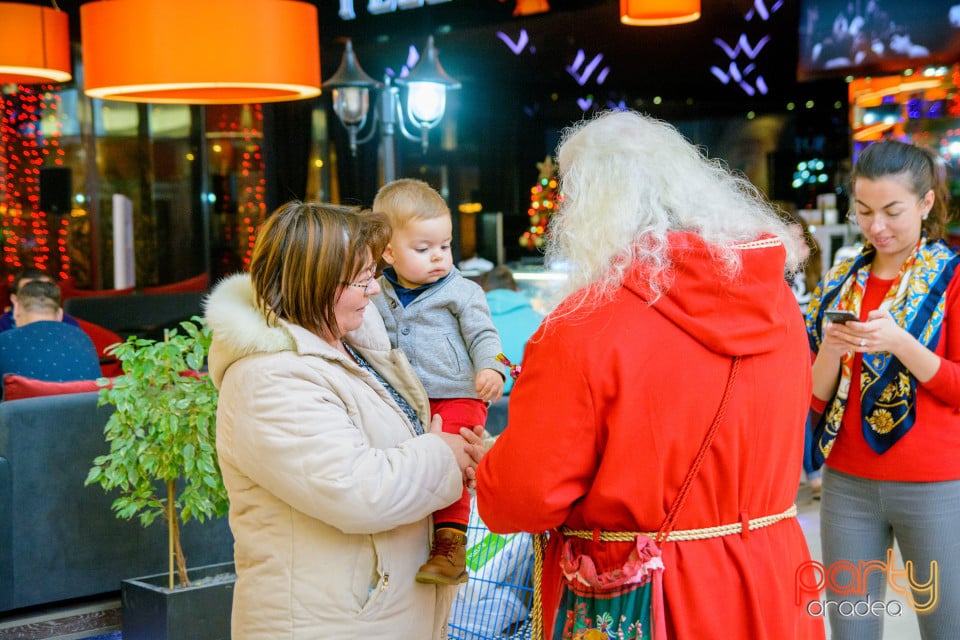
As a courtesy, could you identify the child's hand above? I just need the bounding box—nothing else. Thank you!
[475,368,504,403]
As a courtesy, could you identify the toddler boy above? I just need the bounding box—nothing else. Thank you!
[372,178,504,585]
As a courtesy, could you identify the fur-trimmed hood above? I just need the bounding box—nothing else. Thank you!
[206,272,460,639]
[203,272,391,388]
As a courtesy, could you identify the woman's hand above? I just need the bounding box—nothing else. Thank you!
[857,309,910,354]
[820,318,861,359]
[812,318,859,402]
[825,311,906,355]
[820,310,940,383]
[430,416,486,489]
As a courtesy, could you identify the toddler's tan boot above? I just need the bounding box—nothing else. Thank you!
[415,528,469,585]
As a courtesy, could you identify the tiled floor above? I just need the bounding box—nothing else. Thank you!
[796,484,921,640]
[0,598,119,640]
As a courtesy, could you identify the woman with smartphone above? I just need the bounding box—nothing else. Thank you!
[806,139,960,639]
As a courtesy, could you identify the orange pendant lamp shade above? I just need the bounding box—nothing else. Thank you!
[512,0,551,16]
[620,0,700,26]
[81,0,321,104]
[0,2,72,84]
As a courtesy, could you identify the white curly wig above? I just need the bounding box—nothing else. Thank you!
[545,110,803,310]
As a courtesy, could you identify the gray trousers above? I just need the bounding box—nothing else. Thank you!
[820,467,960,640]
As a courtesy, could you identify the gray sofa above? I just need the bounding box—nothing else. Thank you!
[64,291,206,341]
[0,391,233,613]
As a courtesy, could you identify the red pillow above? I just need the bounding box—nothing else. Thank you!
[2,374,103,401]
[74,318,124,378]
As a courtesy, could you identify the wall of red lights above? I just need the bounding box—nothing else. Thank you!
[0,85,70,283]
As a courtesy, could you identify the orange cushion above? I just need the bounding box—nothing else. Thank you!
[2,374,103,401]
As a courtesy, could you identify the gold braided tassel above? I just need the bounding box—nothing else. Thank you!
[531,532,547,640]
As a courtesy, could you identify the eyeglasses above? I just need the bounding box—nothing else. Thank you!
[342,277,375,293]
[341,267,376,293]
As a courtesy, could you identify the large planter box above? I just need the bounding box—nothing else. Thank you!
[121,561,235,640]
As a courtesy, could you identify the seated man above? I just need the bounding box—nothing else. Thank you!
[0,280,101,392]
[0,268,80,332]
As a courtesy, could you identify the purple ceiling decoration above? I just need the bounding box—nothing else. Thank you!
[710,0,782,96]
[567,50,609,87]
[714,34,771,60]
[384,44,421,79]
[490,24,613,114]
[496,29,531,55]
[745,0,784,22]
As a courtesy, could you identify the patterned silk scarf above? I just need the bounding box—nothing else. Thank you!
[806,238,960,464]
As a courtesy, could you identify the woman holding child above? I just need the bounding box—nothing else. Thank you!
[204,201,483,639]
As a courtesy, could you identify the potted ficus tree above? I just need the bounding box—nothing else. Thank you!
[85,317,234,640]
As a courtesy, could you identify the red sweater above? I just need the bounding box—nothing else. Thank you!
[812,272,960,481]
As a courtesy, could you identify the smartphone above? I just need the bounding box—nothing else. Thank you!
[824,310,858,324]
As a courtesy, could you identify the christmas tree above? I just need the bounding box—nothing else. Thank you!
[519,155,560,250]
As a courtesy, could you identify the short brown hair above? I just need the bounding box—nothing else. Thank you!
[250,201,390,338]
[12,268,53,294]
[15,280,61,314]
[372,178,449,232]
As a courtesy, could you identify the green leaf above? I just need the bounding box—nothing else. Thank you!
[84,466,102,486]
[85,318,227,573]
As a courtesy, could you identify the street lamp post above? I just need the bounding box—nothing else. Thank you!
[323,36,461,183]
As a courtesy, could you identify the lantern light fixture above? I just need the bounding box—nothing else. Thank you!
[396,36,461,133]
[0,2,72,85]
[323,39,382,152]
[323,36,460,181]
[80,0,321,104]
[620,0,701,26]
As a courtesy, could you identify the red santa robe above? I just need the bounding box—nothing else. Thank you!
[477,232,824,640]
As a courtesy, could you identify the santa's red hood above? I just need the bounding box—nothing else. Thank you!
[622,232,793,357]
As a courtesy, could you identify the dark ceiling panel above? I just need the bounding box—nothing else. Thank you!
[62,0,847,119]
[317,0,846,119]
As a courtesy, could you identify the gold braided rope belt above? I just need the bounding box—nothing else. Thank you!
[529,504,798,640]
[559,503,797,542]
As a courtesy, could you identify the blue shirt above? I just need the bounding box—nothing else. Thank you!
[0,308,80,332]
[381,267,446,308]
[0,320,102,386]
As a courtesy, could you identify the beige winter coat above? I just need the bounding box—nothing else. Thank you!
[205,273,463,639]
